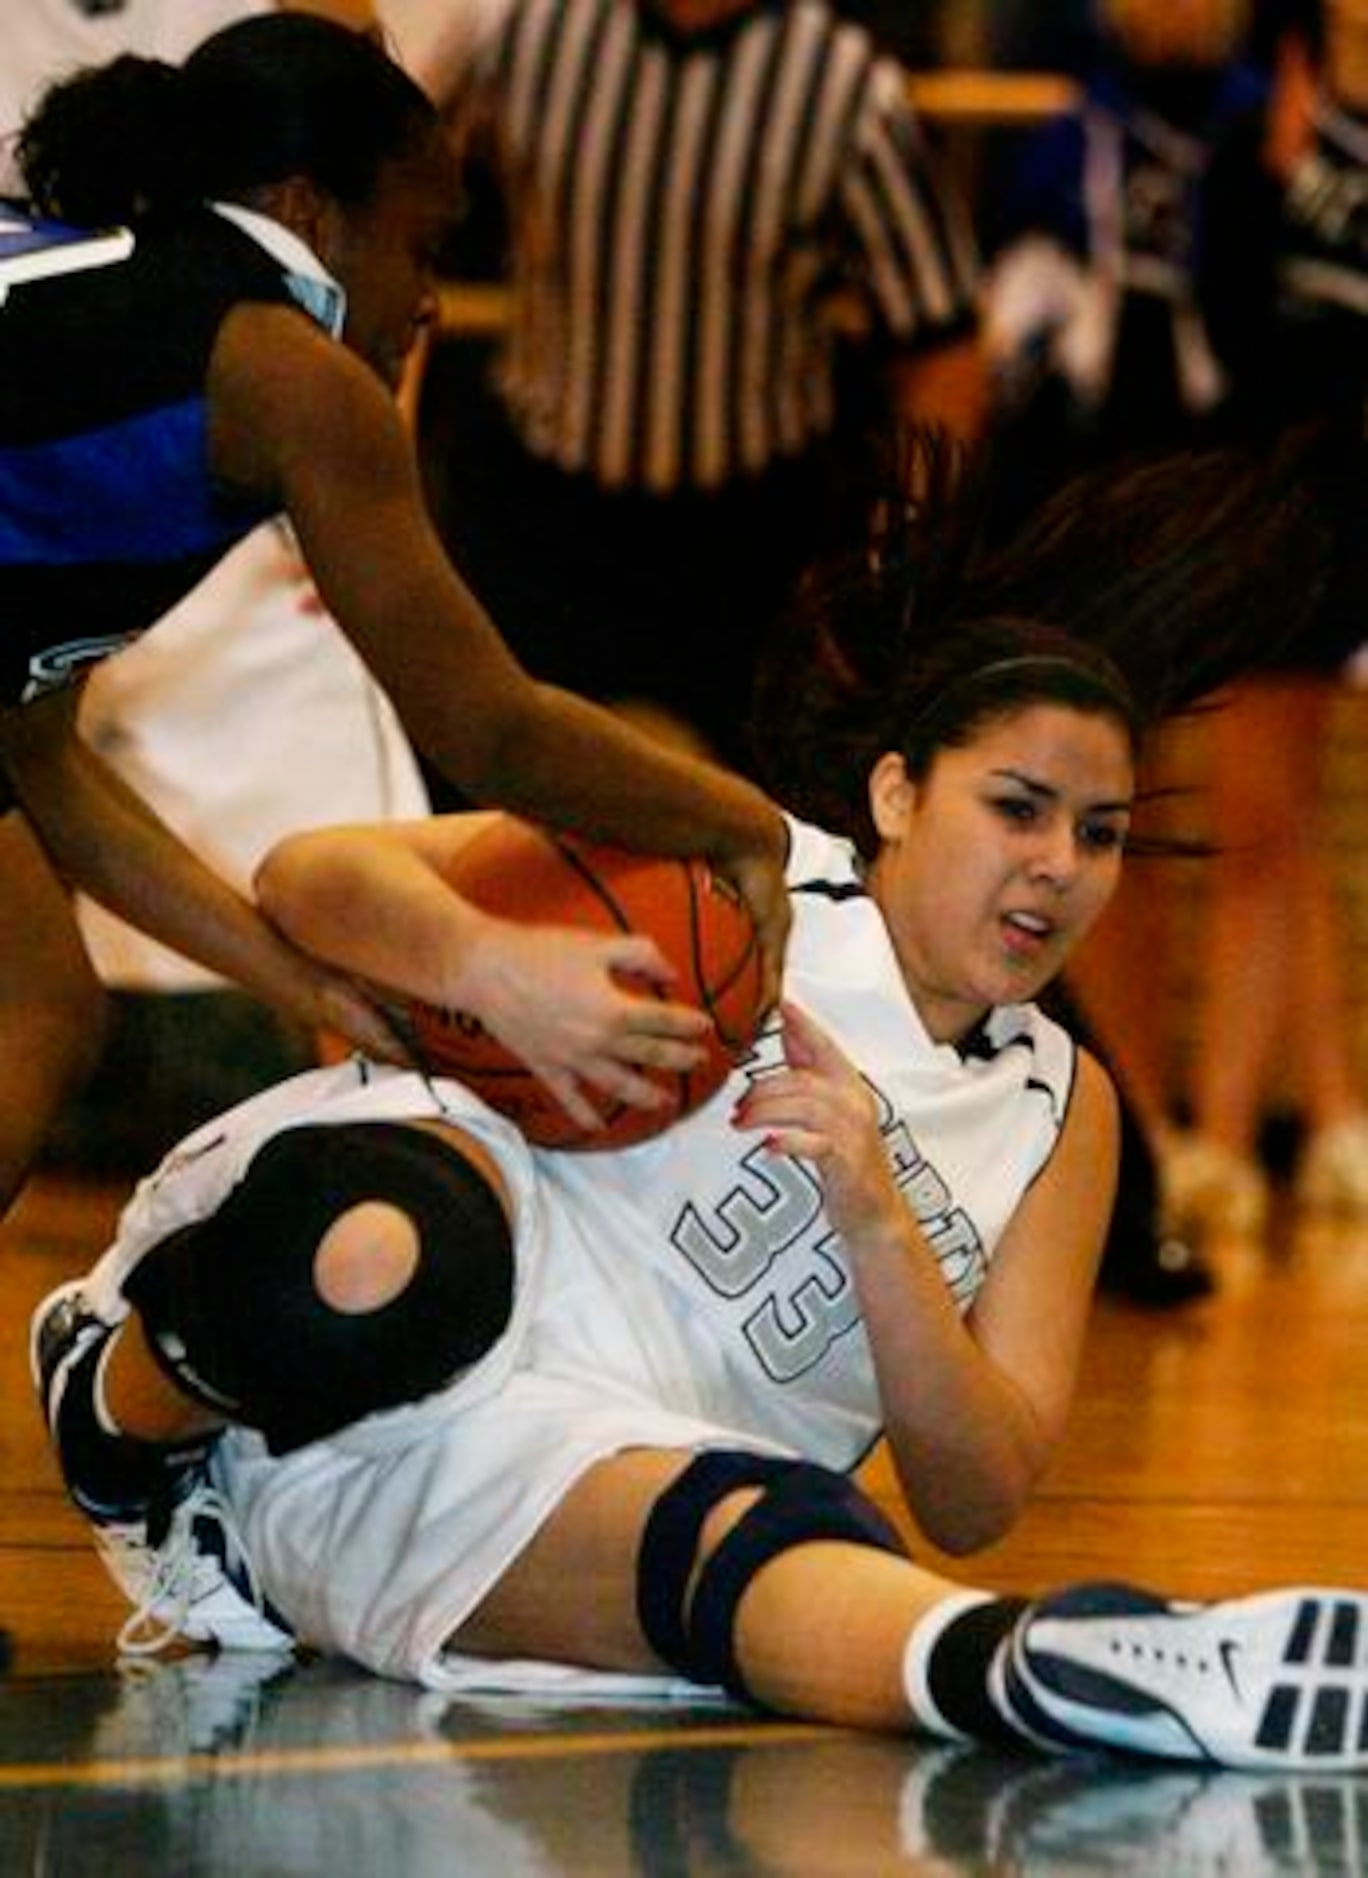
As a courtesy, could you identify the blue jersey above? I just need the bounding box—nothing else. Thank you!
[0,207,304,706]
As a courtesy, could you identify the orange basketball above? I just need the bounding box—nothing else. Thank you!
[406,817,766,1150]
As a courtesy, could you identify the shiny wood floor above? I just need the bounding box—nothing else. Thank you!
[2,1172,1367,1874]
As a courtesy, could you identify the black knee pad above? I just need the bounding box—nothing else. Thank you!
[637,1449,908,1701]
[125,1121,514,1452]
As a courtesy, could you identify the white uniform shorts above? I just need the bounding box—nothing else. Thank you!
[86,1065,793,1693]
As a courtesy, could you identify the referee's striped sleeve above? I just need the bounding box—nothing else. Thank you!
[453,0,982,491]
[838,59,982,344]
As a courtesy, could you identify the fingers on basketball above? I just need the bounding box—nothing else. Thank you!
[407,818,766,1150]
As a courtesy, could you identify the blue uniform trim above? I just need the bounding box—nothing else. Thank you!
[0,211,305,709]
[0,400,242,565]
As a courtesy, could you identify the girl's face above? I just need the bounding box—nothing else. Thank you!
[323,148,453,390]
[866,703,1134,1043]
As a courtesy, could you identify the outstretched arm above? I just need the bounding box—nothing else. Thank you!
[208,306,789,1006]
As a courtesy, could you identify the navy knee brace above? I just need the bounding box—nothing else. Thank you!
[125,1121,514,1452]
[637,1449,908,1702]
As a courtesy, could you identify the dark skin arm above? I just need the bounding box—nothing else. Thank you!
[208,302,789,1004]
[0,686,402,1058]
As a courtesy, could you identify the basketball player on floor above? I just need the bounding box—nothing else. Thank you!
[33,444,1368,1771]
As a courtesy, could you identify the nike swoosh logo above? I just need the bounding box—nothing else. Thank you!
[1218,1639,1243,1700]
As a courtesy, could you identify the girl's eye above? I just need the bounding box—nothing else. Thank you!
[1080,819,1127,853]
[993,796,1037,825]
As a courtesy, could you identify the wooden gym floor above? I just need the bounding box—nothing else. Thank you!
[2,1171,1367,1874]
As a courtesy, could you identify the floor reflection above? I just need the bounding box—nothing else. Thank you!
[0,1655,1364,1875]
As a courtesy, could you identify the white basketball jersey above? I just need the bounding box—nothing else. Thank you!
[537,816,1076,1469]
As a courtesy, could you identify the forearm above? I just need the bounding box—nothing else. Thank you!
[736,1002,1049,1545]
[462,674,784,866]
[255,343,785,871]
[256,824,496,1007]
[217,313,789,994]
[850,1220,1048,1554]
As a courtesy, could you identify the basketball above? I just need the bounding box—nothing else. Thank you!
[406,817,766,1150]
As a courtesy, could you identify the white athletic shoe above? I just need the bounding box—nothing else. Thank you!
[999,1583,1368,1771]
[104,1479,296,1659]
[31,1279,294,1658]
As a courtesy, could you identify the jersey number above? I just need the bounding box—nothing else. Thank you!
[672,1149,860,1383]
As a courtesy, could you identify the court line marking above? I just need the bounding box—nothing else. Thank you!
[0,1717,834,1792]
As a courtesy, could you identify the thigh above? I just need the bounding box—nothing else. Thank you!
[454,1447,703,1673]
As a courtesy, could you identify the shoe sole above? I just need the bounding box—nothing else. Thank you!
[1010,1588,1368,1771]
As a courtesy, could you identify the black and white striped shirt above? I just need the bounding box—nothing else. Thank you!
[454,0,980,492]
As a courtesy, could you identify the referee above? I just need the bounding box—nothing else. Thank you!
[418,0,984,772]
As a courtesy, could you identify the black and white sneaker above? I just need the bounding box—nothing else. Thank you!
[31,1280,293,1657]
[998,1582,1368,1771]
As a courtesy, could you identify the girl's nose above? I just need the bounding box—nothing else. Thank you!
[1029,826,1078,890]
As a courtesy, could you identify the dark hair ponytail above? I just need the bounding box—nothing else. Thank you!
[18,13,439,227]
[17,54,196,225]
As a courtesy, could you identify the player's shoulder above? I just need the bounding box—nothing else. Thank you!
[1068,1041,1118,1130]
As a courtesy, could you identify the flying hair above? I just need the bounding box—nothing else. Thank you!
[751,425,1331,853]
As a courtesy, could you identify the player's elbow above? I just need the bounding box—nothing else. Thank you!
[922,1493,1023,1557]
[897,1427,1047,1555]
[254,830,341,941]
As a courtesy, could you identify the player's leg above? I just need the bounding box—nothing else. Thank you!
[1175,678,1306,1234]
[1182,673,1368,1225]
[33,1116,517,1650]
[456,1446,1368,1771]
[451,1445,938,1710]
[0,809,107,1212]
[1281,689,1368,1212]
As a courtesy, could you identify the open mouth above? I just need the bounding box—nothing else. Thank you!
[1000,909,1057,957]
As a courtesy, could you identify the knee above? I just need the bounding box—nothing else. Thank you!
[125,1122,515,1451]
[637,1452,907,1701]
[313,1201,422,1313]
